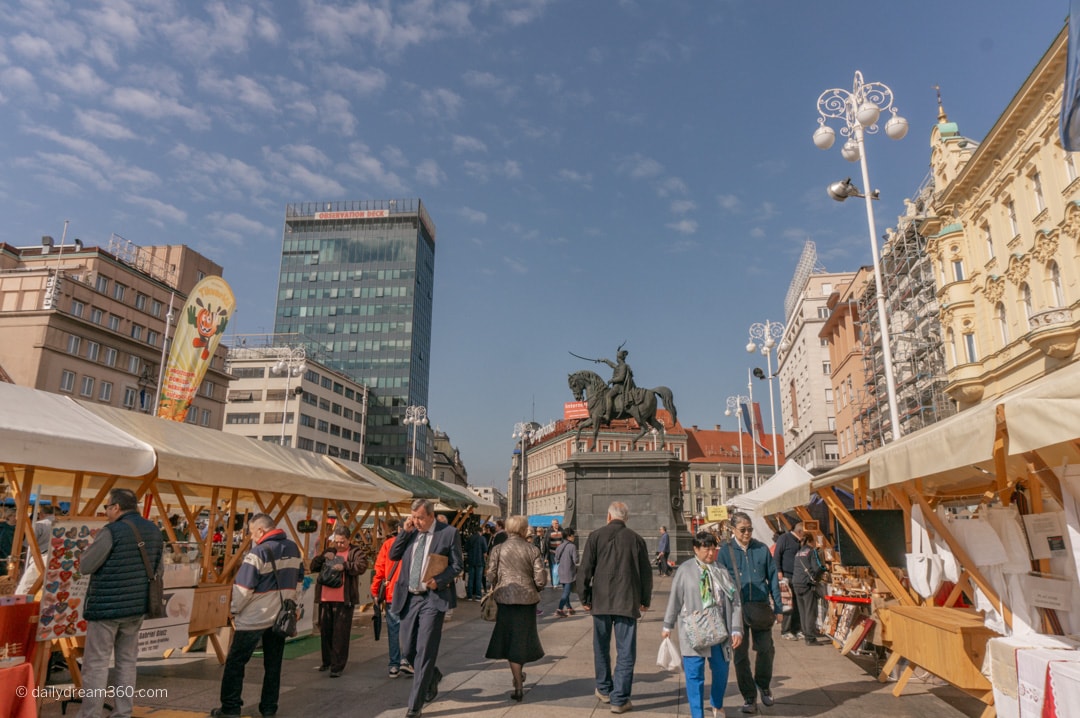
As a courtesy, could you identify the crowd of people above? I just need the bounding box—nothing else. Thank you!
[59,495,827,718]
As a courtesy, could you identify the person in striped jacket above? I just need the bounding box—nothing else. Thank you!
[212,514,304,718]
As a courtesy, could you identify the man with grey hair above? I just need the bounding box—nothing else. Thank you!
[390,499,463,718]
[579,501,653,714]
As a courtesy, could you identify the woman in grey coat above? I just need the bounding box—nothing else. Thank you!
[662,531,743,718]
[553,527,578,617]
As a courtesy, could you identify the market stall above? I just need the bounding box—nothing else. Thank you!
[749,360,1080,718]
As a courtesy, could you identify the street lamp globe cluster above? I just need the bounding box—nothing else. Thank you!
[270,346,306,445]
[746,319,785,472]
[813,70,907,440]
[404,405,429,475]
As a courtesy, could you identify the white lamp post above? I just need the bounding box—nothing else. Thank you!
[404,405,429,475]
[815,71,907,440]
[512,421,541,515]
[271,346,306,446]
[724,394,750,489]
[747,319,785,472]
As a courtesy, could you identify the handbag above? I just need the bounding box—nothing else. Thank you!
[319,556,345,588]
[725,540,775,631]
[376,559,399,605]
[479,591,498,621]
[126,520,166,620]
[905,504,944,599]
[268,552,298,638]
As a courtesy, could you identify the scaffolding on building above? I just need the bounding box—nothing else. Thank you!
[784,240,826,324]
[851,172,956,452]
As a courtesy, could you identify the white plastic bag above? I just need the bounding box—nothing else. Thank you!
[656,636,681,672]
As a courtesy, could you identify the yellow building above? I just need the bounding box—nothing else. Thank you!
[922,25,1080,407]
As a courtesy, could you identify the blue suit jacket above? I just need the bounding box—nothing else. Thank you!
[388,520,463,615]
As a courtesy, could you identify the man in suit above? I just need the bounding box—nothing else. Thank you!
[389,499,463,718]
[579,501,653,715]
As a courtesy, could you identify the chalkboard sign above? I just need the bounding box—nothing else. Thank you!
[834,509,906,568]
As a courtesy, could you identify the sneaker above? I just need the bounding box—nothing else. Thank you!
[595,689,611,704]
[795,631,805,639]
[389,666,400,678]
[611,701,633,714]
[739,701,757,714]
[568,608,576,615]
[210,709,241,718]
[400,661,415,675]
[554,609,568,618]
[781,632,798,641]
[760,690,774,707]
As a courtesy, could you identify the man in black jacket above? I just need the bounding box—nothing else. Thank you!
[578,501,653,715]
[77,489,164,718]
[773,522,804,640]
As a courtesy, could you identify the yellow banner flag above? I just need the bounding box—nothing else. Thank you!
[157,276,236,422]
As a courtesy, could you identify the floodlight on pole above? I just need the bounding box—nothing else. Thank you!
[746,319,785,473]
[404,405,429,475]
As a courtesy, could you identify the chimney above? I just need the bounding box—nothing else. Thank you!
[691,425,698,431]
[715,424,721,431]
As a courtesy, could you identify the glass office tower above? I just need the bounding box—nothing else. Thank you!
[274,199,435,470]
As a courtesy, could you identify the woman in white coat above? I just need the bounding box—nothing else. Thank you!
[662,531,743,718]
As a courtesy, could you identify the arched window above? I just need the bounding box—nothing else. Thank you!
[996,302,1009,347]
[1020,282,1033,326]
[1049,261,1066,307]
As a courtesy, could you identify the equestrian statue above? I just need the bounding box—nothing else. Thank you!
[568,344,677,450]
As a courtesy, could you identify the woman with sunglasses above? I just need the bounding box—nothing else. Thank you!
[662,531,743,718]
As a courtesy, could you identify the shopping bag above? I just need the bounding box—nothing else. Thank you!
[905,504,944,599]
[656,636,681,671]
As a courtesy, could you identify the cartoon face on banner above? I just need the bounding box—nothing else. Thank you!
[36,520,107,642]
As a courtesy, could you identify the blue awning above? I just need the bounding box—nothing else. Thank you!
[528,514,563,527]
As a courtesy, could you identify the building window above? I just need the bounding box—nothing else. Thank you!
[202,381,215,398]
[186,409,198,424]
[128,355,141,374]
[828,416,836,431]
[226,413,260,425]
[963,333,978,363]
[103,347,117,367]
[821,283,833,296]
[996,302,1009,347]
[200,409,211,427]
[1007,200,1019,237]
[817,306,830,319]
[822,360,831,375]
[151,299,163,317]
[131,324,143,340]
[95,275,109,293]
[86,341,100,361]
[710,474,717,489]
[71,299,85,317]
[90,308,103,324]
[824,387,834,403]
[67,335,81,355]
[135,294,147,311]
[1032,170,1045,212]
[147,330,158,347]
[80,376,95,397]
[108,315,121,331]
[112,283,126,301]
[60,370,75,393]
[824,442,839,461]
[99,381,112,402]
[123,386,137,408]
[983,224,994,260]
[952,259,965,282]
[1049,261,1066,306]
[1020,282,1034,324]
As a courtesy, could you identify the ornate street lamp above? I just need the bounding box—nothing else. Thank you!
[747,319,785,472]
[404,405,429,475]
[815,71,908,439]
[512,421,541,515]
[271,346,306,446]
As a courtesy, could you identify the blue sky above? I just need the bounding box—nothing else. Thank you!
[0,1,1067,488]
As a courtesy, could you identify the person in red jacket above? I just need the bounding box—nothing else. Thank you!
[371,518,412,678]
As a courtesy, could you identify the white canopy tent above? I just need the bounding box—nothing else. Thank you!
[731,461,814,545]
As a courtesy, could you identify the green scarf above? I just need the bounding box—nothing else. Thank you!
[697,561,716,608]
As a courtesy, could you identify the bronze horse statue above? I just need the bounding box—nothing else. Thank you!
[567,369,677,450]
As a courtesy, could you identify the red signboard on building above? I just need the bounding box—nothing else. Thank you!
[563,401,589,420]
[314,210,389,220]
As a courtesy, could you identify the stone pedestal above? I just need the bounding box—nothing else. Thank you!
[558,450,691,564]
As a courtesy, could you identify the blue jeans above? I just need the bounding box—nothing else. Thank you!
[386,605,402,667]
[592,614,637,707]
[466,565,484,599]
[559,582,574,611]
[683,643,731,718]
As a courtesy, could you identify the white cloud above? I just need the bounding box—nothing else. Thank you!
[303,0,475,56]
[285,164,346,197]
[1,67,36,94]
[420,87,464,119]
[534,73,562,94]
[670,200,695,214]
[656,176,688,197]
[415,159,444,186]
[160,2,258,60]
[323,64,389,95]
[558,169,592,188]
[334,142,406,192]
[198,72,278,112]
[29,152,110,190]
[319,92,357,135]
[124,194,188,224]
[75,107,137,140]
[503,256,528,273]
[452,135,487,153]
[459,207,487,223]
[717,194,742,212]
[617,153,663,180]
[108,87,210,130]
[382,145,408,167]
[462,70,501,89]
[10,34,56,62]
[463,159,523,183]
[666,219,698,235]
[281,144,332,168]
[206,211,273,245]
[44,63,109,96]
